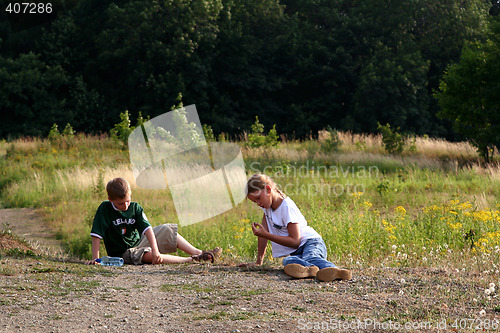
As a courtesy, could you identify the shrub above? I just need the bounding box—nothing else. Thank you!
[378,123,405,154]
[62,123,75,137]
[203,124,216,142]
[320,126,342,153]
[110,110,133,148]
[247,116,279,148]
[48,123,60,141]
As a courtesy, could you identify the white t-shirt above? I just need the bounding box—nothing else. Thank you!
[262,197,321,258]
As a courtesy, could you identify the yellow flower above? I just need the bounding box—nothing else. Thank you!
[447,222,462,230]
[395,206,406,215]
[457,201,472,211]
[351,192,364,200]
[361,201,373,209]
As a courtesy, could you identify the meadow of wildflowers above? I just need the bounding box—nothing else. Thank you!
[0,134,499,271]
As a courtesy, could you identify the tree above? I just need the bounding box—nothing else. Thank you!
[413,0,491,138]
[0,52,70,137]
[436,17,500,162]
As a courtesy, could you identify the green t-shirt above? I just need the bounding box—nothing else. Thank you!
[90,201,151,257]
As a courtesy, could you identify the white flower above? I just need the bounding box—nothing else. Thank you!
[473,298,478,303]
[490,283,496,289]
[490,287,495,294]
[392,245,397,250]
[485,289,491,295]
[399,290,404,295]
[401,278,406,284]
[422,257,428,262]
[480,310,486,317]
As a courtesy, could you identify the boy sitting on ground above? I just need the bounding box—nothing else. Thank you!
[86,177,221,265]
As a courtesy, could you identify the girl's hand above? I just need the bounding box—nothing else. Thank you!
[251,222,268,238]
[85,259,99,265]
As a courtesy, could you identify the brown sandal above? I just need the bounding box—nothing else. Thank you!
[191,247,222,263]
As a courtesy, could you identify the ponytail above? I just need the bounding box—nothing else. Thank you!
[246,173,286,198]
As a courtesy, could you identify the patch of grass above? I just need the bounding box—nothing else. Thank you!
[230,311,259,320]
[1,134,499,270]
[110,286,127,291]
[239,288,270,297]
[159,282,214,293]
[292,306,307,312]
[48,314,64,320]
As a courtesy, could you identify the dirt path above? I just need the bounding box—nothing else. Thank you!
[1,209,499,332]
[0,208,65,255]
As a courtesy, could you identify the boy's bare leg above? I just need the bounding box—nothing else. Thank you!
[176,234,202,256]
[142,251,193,264]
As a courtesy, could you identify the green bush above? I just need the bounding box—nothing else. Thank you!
[247,116,279,148]
[48,124,60,141]
[378,123,405,154]
[321,126,342,153]
[110,110,133,148]
[203,124,216,142]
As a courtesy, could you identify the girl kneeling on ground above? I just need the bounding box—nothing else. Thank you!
[241,173,352,282]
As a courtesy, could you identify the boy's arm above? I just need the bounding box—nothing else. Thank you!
[86,236,101,265]
[143,227,162,264]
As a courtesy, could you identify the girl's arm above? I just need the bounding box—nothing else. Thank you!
[238,215,269,267]
[252,220,301,249]
[255,215,269,265]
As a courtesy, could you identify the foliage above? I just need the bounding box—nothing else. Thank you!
[110,110,134,148]
[62,123,75,137]
[320,127,342,153]
[246,116,279,148]
[0,0,493,140]
[169,96,204,148]
[48,124,60,141]
[1,133,499,260]
[436,16,500,163]
[377,123,406,154]
[202,124,216,142]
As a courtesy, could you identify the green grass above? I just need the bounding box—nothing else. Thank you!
[0,133,499,270]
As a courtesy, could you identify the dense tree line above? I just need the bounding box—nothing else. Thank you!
[0,0,496,139]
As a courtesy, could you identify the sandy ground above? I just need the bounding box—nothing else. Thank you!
[0,208,499,332]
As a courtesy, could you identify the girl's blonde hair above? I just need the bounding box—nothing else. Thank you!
[106,177,132,200]
[246,173,285,198]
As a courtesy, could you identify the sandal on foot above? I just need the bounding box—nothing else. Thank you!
[191,247,222,263]
[284,264,319,279]
[316,267,352,282]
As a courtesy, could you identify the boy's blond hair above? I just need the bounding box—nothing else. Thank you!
[106,177,131,200]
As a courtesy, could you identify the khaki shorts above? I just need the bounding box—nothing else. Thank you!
[122,224,178,265]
